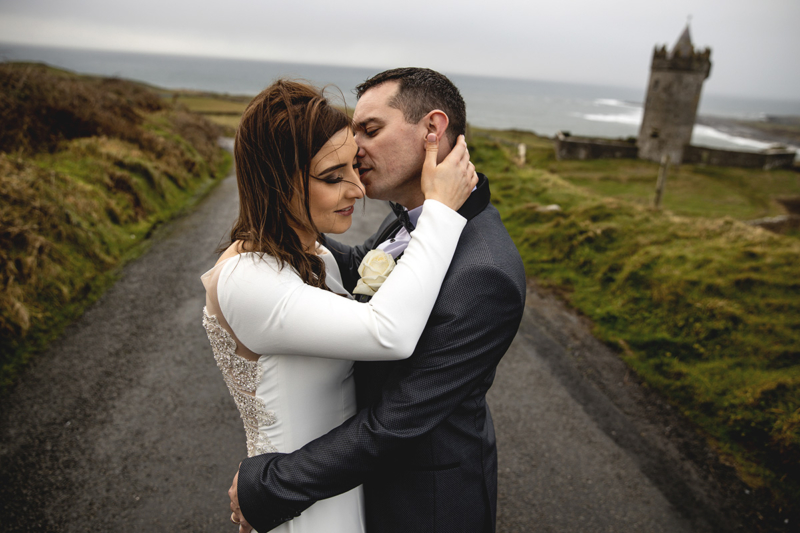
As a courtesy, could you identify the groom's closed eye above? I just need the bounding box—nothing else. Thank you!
[355,119,383,137]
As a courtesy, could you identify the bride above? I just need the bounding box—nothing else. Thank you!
[201,80,476,532]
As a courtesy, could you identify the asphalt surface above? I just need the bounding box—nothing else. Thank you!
[1,141,736,532]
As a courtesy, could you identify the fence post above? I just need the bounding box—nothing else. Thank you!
[516,143,526,166]
[654,154,670,209]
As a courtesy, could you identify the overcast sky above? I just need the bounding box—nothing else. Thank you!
[0,0,797,100]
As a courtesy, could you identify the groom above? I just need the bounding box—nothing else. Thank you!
[232,67,526,532]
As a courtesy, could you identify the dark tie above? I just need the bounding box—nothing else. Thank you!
[389,202,414,232]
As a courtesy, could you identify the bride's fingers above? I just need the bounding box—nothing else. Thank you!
[462,157,473,179]
[459,148,471,174]
[443,134,467,164]
[461,138,469,158]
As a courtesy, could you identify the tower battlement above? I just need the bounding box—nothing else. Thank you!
[651,44,712,75]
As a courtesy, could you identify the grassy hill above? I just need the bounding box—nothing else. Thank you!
[0,63,231,390]
[486,128,800,222]
[471,129,799,521]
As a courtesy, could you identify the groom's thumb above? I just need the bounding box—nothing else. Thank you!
[423,133,438,170]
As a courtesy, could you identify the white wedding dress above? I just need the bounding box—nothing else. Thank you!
[200,200,466,533]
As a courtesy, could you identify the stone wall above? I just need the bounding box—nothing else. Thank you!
[554,132,638,161]
[763,151,797,170]
[683,145,796,170]
[553,133,796,170]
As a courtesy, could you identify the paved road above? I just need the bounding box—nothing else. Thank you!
[1,144,732,532]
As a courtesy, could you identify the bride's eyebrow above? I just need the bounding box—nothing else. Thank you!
[312,162,346,178]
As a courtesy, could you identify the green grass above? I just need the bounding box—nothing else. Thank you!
[470,131,800,510]
[0,64,232,391]
[201,114,242,131]
[483,129,800,220]
[172,94,252,134]
[174,94,249,114]
[0,134,231,391]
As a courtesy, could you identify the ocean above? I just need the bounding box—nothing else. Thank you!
[3,43,799,153]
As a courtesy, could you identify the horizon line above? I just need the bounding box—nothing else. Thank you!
[2,40,798,106]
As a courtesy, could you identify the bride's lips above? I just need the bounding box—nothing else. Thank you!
[335,205,355,216]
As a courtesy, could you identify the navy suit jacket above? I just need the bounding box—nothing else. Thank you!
[238,175,526,532]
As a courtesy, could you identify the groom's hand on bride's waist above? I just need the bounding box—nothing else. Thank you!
[229,467,253,533]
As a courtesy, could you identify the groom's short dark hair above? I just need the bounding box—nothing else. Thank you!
[356,67,466,145]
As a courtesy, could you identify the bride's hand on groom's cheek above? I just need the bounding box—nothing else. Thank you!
[229,466,253,532]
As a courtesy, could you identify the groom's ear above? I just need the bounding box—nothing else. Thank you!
[424,110,450,156]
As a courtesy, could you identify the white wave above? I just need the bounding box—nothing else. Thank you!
[594,98,642,110]
[578,111,643,126]
[571,110,798,157]
[691,125,777,151]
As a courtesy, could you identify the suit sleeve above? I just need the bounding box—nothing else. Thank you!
[237,262,526,532]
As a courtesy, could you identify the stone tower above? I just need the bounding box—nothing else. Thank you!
[637,26,711,164]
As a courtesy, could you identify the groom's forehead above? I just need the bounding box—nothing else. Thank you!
[354,82,399,116]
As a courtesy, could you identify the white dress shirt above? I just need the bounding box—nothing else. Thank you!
[376,204,424,259]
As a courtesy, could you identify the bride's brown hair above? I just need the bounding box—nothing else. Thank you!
[227,79,351,288]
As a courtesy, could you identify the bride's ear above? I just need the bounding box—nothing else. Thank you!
[424,110,449,148]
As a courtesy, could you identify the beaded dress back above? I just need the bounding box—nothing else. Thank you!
[203,307,278,456]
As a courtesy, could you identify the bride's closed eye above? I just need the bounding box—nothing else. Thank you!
[322,163,361,185]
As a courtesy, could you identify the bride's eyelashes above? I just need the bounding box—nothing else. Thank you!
[315,164,361,186]
[311,173,344,185]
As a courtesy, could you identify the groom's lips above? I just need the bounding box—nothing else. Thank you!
[359,167,372,181]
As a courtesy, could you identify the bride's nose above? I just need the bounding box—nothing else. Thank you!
[343,172,365,199]
[345,180,365,199]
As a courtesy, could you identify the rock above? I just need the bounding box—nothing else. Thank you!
[536,204,562,212]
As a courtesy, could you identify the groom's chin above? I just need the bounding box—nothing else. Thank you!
[364,186,387,202]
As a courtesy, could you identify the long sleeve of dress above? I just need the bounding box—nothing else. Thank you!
[217,199,465,361]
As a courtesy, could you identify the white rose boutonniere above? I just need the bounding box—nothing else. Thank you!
[353,250,396,297]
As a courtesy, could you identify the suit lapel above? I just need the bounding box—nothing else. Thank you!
[457,173,490,222]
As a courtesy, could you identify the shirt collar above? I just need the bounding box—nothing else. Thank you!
[406,205,423,227]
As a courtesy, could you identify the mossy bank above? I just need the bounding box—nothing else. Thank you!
[471,129,799,522]
[0,63,232,390]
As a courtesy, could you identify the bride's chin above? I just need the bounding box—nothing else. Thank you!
[325,221,352,235]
